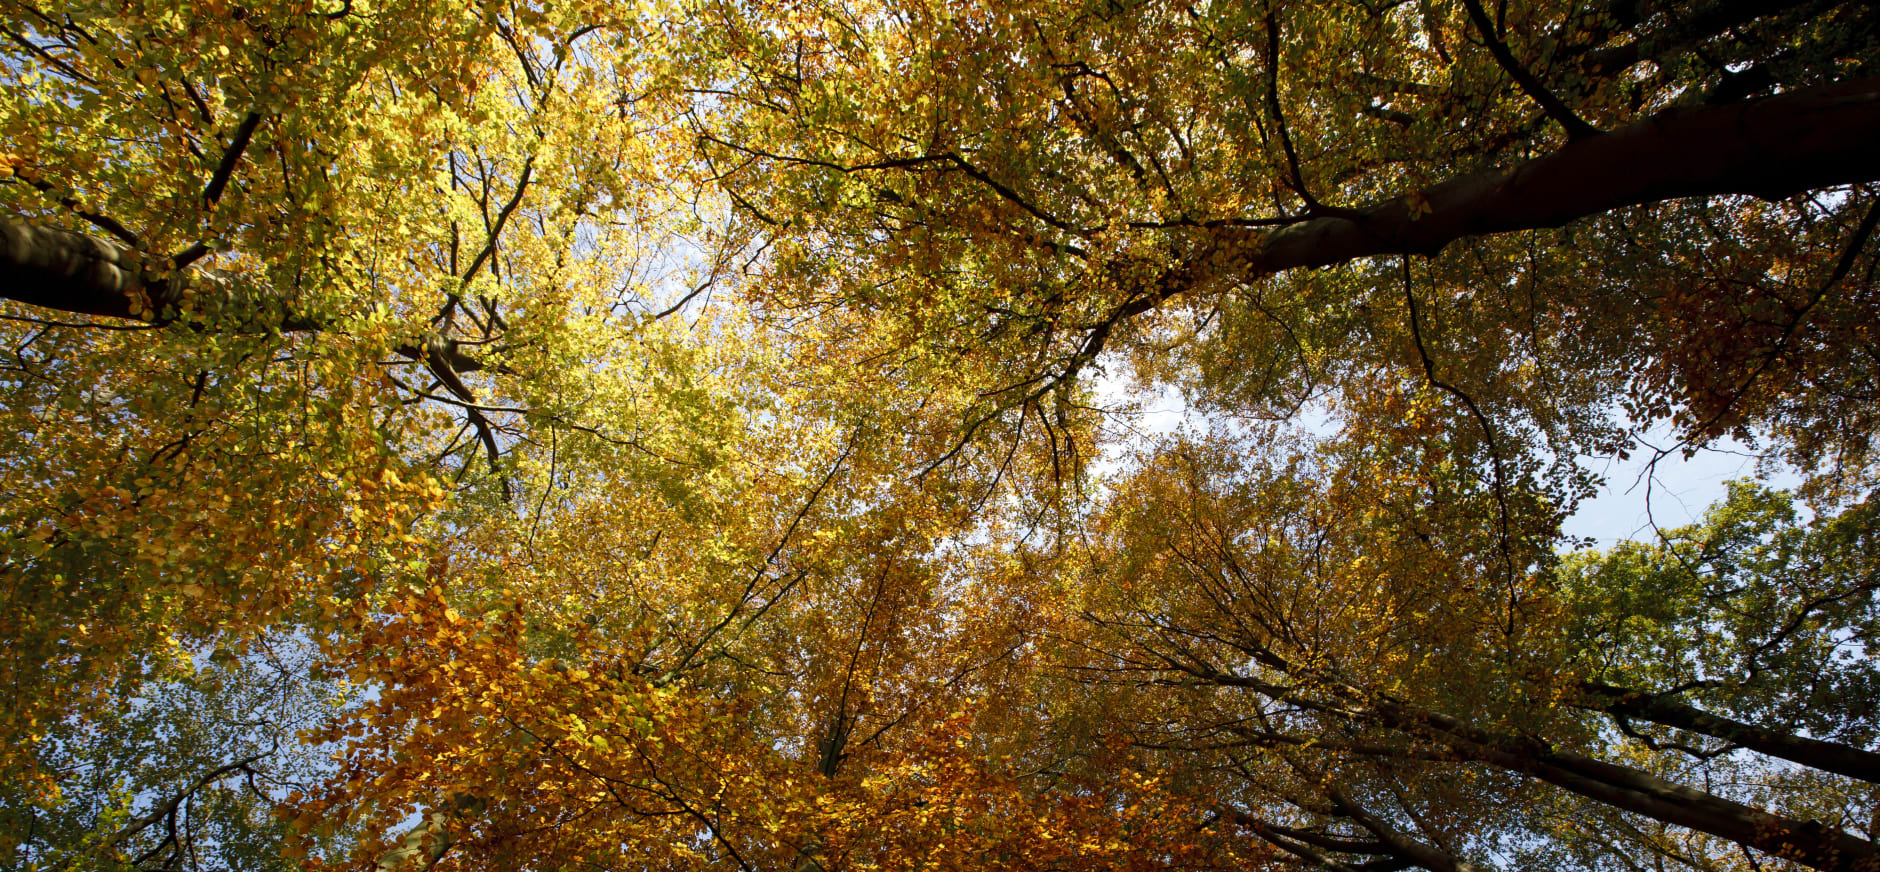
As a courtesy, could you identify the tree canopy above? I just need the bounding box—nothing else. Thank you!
[2,0,1878,868]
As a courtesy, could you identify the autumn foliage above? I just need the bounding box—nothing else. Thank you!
[3,0,1880,869]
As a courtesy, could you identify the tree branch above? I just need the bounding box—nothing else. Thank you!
[1326,785,1488,872]
[1459,0,1601,139]
[0,220,489,377]
[203,111,263,210]
[1577,680,1880,784]
[1200,77,1880,290]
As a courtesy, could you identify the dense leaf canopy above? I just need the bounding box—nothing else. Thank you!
[2,0,1879,869]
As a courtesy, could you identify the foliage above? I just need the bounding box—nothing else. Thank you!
[2,0,1880,868]
[1561,483,1880,744]
[2,635,363,871]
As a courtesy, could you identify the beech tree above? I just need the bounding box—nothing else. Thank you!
[1071,437,1879,871]
[3,0,1878,868]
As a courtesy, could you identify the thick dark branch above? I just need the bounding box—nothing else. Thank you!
[167,111,267,270]
[1055,65,1153,192]
[0,24,95,84]
[1184,654,1880,872]
[422,333,477,402]
[1231,813,1364,872]
[203,111,262,210]
[1528,745,1880,871]
[0,220,143,318]
[1263,8,1359,218]
[18,176,140,247]
[1082,77,1880,358]
[1199,78,1880,289]
[1358,695,1880,872]
[100,753,268,857]
[1578,0,1824,79]
[1222,811,1394,857]
[461,154,536,285]
[1578,680,1880,784]
[0,220,487,377]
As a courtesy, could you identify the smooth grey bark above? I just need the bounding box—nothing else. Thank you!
[374,793,483,872]
[0,220,486,382]
[0,220,147,320]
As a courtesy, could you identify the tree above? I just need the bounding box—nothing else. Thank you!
[2,636,364,872]
[3,0,1878,868]
[695,0,1880,486]
[1069,434,1880,871]
[0,0,718,793]
[1561,483,1880,764]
